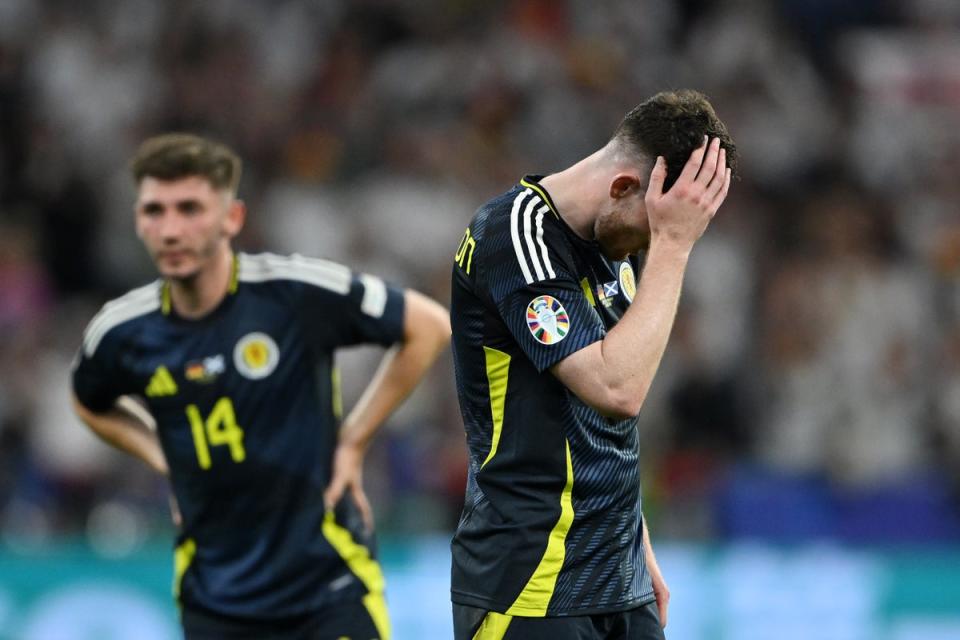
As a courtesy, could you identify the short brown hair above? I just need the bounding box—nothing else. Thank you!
[130,133,242,193]
[613,90,738,190]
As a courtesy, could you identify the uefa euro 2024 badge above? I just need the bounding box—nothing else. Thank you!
[526,295,570,345]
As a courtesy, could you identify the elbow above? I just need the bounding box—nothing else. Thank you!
[600,386,646,421]
[434,306,452,348]
[404,294,451,355]
[71,393,95,426]
[422,301,451,354]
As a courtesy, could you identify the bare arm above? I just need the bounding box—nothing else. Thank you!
[643,517,670,627]
[323,288,451,526]
[551,137,731,419]
[71,393,169,475]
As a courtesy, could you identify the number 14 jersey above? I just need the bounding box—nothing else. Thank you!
[72,252,405,620]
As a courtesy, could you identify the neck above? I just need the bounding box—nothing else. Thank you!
[539,148,609,242]
[169,248,234,319]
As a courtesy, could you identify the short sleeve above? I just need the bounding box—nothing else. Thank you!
[72,337,127,413]
[494,276,604,372]
[301,270,405,348]
[482,190,605,371]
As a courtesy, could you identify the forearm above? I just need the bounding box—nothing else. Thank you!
[642,515,655,559]
[643,513,670,626]
[552,140,730,419]
[339,291,449,449]
[72,394,168,474]
[598,241,690,407]
[552,240,690,418]
[338,347,416,449]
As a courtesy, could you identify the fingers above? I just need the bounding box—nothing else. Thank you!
[658,597,669,628]
[703,147,728,201]
[352,484,374,534]
[654,583,671,628]
[645,156,667,200]
[695,137,722,185]
[169,494,182,528]
[708,166,732,213]
[325,477,373,534]
[674,135,709,188]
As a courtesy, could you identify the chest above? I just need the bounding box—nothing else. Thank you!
[574,253,638,329]
[121,294,308,407]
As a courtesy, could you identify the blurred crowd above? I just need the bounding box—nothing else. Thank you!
[1,0,959,551]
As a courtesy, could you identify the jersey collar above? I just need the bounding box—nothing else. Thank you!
[519,175,561,220]
[160,253,240,316]
[520,174,603,254]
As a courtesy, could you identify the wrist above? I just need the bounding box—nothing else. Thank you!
[338,430,371,452]
[645,237,693,264]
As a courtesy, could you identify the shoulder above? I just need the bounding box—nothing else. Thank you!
[475,183,574,289]
[82,280,162,357]
[237,252,351,295]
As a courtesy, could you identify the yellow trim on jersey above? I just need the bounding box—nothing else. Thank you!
[519,178,559,219]
[506,440,575,616]
[579,277,596,308]
[228,253,240,294]
[332,365,343,420]
[161,282,172,315]
[161,254,239,316]
[481,347,511,469]
[173,537,196,600]
[321,511,391,640]
[472,611,513,640]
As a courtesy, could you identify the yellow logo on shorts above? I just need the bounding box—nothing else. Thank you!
[233,332,279,380]
[619,262,636,303]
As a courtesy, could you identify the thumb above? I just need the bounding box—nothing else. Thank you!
[645,156,666,200]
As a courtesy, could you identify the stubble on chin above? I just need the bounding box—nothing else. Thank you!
[154,253,200,283]
[597,228,648,261]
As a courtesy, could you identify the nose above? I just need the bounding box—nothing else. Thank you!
[158,212,185,244]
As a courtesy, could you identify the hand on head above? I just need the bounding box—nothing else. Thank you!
[644,136,732,250]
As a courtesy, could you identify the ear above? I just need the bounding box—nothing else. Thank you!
[609,174,641,199]
[223,199,246,239]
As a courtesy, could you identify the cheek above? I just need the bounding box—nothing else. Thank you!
[201,218,230,246]
[630,199,649,230]
[134,219,154,241]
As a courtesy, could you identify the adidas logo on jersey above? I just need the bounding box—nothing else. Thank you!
[146,365,178,397]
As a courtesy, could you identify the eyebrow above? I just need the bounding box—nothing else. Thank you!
[138,199,204,211]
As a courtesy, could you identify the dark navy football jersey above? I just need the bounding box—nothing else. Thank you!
[450,176,653,616]
[72,252,404,623]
